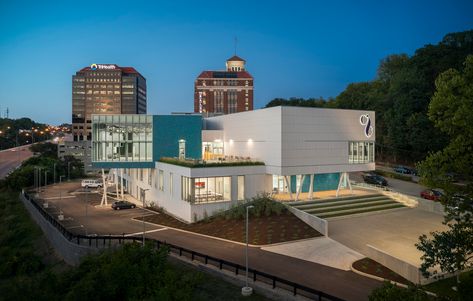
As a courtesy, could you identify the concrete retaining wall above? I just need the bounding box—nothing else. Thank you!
[365,244,438,285]
[20,193,101,265]
[366,244,422,284]
[415,197,445,215]
[286,205,328,236]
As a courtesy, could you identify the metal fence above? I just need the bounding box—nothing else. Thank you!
[23,191,345,301]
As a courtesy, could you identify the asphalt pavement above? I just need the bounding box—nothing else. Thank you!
[36,181,382,301]
[0,144,34,179]
[350,171,426,197]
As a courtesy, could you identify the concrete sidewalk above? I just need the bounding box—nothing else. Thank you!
[37,181,383,301]
[262,237,364,271]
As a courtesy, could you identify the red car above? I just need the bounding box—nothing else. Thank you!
[420,189,443,201]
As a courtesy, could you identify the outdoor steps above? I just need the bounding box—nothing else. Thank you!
[289,193,385,207]
[292,195,388,210]
[288,193,407,219]
[304,199,396,214]
[317,203,406,219]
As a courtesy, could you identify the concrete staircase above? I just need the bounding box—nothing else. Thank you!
[289,193,406,219]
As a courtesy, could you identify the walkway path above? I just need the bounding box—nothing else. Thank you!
[37,181,382,301]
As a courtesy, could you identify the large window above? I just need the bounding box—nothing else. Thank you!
[349,141,375,164]
[214,91,224,113]
[181,176,231,204]
[228,90,237,113]
[92,115,152,162]
[238,176,245,200]
[202,141,224,161]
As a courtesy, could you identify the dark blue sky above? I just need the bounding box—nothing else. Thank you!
[1,0,472,124]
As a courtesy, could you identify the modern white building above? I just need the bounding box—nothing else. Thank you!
[92,106,375,222]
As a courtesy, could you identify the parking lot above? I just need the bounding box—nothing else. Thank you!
[31,180,382,301]
[35,181,164,236]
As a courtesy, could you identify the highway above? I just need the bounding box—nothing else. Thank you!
[0,145,34,179]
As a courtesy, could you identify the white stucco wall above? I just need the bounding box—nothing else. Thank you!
[119,163,270,223]
[204,106,376,176]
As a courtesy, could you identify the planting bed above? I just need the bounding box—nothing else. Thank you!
[137,210,322,245]
[352,257,411,285]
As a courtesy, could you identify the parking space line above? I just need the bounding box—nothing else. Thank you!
[66,225,84,229]
[44,196,76,200]
[124,227,169,236]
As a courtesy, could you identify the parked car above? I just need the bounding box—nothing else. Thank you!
[81,179,103,188]
[393,166,412,174]
[363,174,388,186]
[111,201,136,210]
[420,189,443,201]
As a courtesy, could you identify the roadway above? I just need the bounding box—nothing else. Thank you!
[37,181,382,301]
[0,144,34,179]
[350,171,426,197]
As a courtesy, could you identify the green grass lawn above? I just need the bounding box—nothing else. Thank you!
[172,260,270,301]
[0,189,271,300]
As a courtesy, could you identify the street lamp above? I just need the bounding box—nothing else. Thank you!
[84,187,90,236]
[242,205,254,297]
[141,188,150,246]
[44,171,48,187]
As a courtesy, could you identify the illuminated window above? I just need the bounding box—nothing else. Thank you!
[348,141,375,164]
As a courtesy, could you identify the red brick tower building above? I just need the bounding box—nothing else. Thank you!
[194,56,253,114]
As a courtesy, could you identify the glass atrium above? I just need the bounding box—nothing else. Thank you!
[92,115,153,162]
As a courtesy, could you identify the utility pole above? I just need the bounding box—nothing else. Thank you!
[242,205,254,296]
[141,188,149,246]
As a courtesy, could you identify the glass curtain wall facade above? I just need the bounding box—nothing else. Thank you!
[92,115,153,162]
[181,176,231,204]
[348,141,375,164]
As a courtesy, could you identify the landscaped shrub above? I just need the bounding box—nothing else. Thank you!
[159,157,265,168]
[219,194,287,220]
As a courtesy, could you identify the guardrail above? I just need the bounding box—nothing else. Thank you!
[23,191,344,301]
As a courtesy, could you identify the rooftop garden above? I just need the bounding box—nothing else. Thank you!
[159,157,265,168]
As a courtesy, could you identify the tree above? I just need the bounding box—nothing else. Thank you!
[369,282,429,301]
[263,30,473,165]
[416,55,473,286]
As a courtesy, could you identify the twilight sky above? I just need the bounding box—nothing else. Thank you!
[0,0,472,124]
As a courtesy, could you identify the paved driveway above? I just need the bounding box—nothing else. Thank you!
[350,171,426,197]
[33,181,382,301]
[262,237,364,271]
[328,208,448,266]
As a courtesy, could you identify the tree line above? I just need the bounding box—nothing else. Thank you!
[265,30,473,164]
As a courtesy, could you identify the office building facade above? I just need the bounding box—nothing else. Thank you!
[194,56,253,114]
[92,106,375,222]
[65,64,146,172]
[72,64,147,141]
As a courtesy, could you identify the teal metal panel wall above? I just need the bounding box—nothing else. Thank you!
[290,173,341,193]
[152,115,202,160]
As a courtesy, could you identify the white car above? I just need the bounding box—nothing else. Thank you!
[81,179,103,188]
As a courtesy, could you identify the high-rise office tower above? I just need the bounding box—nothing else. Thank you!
[62,64,147,172]
[72,64,147,141]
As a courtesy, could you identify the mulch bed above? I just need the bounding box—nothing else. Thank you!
[352,258,412,285]
[138,210,322,245]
